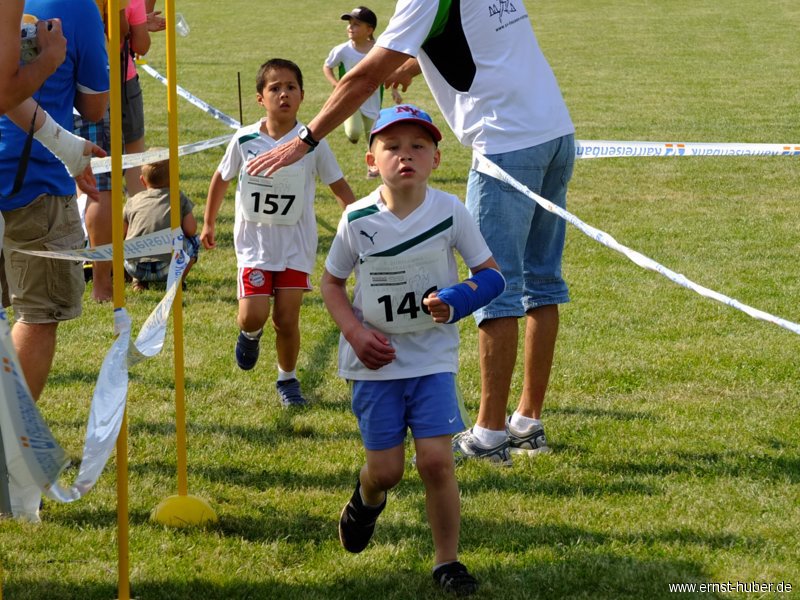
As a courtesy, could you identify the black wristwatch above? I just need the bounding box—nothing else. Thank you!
[298,126,319,149]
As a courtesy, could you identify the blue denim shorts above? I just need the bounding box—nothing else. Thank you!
[351,373,469,451]
[123,234,200,283]
[466,134,575,325]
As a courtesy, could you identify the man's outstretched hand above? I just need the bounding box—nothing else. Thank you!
[246,136,308,177]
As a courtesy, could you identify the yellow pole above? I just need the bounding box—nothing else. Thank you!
[164,0,188,498]
[150,1,217,528]
[107,0,130,598]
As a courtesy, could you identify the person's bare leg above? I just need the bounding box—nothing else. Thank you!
[414,435,460,565]
[84,190,112,302]
[272,289,303,372]
[516,305,559,419]
[12,322,57,401]
[476,316,518,431]
[360,444,404,505]
[124,138,146,196]
[237,296,270,333]
[179,257,196,285]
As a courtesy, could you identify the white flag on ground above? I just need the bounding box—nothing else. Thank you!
[0,235,188,517]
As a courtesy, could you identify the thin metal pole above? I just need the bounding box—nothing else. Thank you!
[0,425,12,516]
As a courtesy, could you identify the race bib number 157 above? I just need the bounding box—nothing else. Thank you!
[240,165,305,225]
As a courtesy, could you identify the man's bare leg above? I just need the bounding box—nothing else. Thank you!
[516,305,559,419]
[476,316,518,432]
[12,322,57,401]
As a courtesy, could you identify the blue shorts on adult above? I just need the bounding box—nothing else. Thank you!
[351,373,469,451]
[466,134,575,325]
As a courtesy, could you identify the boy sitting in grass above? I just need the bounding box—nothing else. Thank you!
[123,154,199,291]
[321,104,505,596]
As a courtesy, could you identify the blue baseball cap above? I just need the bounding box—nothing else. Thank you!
[369,104,443,146]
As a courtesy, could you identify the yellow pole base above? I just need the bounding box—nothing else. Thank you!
[150,495,218,528]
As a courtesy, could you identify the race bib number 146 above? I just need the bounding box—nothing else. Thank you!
[360,247,450,334]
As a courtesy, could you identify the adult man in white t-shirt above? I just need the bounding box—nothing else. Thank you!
[248,0,576,464]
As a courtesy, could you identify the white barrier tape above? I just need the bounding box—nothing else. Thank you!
[128,237,189,367]
[13,227,176,261]
[90,133,232,175]
[472,152,800,336]
[0,234,189,513]
[139,62,241,130]
[87,135,800,178]
[575,140,800,159]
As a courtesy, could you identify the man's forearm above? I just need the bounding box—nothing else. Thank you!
[307,46,410,140]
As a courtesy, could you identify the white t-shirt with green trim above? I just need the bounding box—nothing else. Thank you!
[325,186,492,380]
[376,0,574,154]
[217,120,344,273]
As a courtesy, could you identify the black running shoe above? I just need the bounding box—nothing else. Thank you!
[338,479,386,553]
[235,331,261,370]
[432,561,479,596]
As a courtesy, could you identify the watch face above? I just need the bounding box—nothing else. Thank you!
[298,126,317,147]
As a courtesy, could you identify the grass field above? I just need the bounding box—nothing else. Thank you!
[1,1,799,598]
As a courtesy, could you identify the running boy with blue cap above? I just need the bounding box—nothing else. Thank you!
[321,104,504,596]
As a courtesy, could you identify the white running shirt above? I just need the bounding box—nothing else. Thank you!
[326,187,492,380]
[217,120,344,273]
[325,41,382,119]
[376,0,574,154]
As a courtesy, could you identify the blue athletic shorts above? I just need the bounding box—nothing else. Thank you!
[351,373,469,451]
[466,134,575,325]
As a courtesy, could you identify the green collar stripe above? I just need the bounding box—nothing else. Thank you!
[425,0,452,42]
[237,132,260,145]
[347,204,380,222]
[372,216,453,256]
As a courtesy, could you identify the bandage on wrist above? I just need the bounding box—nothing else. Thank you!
[33,112,91,176]
[436,268,505,324]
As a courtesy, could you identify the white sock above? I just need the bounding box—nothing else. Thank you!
[277,367,296,382]
[472,425,507,448]
[509,411,542,433]
[33,112,90,176]
[242,328,262,340]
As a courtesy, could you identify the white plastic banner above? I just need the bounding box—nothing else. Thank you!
[0,234,189,515]
[0,309,67,522]
[14,227,175,261]
[575,140,800,159]
[128,236,189,366]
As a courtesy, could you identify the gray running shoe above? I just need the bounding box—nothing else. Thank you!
[506,416,551,455]
[275,378,308,408]
[452,429,511,466]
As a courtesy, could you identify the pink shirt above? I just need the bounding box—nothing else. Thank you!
[123,0,146,81]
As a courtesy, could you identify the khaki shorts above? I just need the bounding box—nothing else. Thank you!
[1,194,85,323]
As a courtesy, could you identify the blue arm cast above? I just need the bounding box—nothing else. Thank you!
[436,268,506,324]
